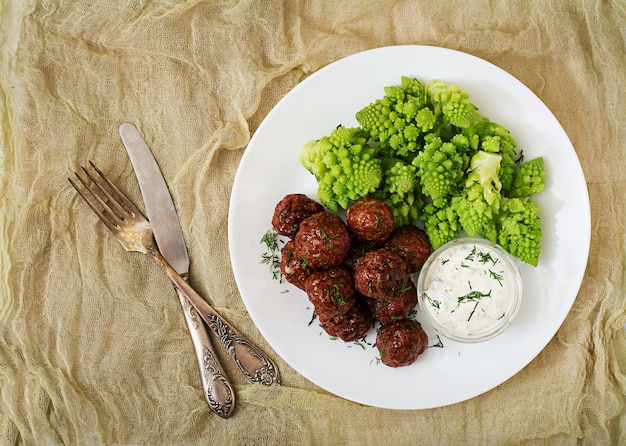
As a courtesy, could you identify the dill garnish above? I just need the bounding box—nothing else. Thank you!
[428,335,444,349]
[260,228,282,282]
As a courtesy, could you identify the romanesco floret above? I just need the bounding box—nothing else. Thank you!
[382,159,417,195]
[299,125,382,212]
[420,198,461,250]
[450,133,471,151]
[497,197,542,266]
[425,79,478,128]
[374,159,422,226]
[399,75,428,103]
[508,156,545,198]
[456,184,499,237]
[479,134,516,192]
[356,77,434,158]
[415,107,437,133]
[413,136,467,200]
[455,151,503,237]
[374,188,422,227]
[464,151,502,205]
[355,95,420,156]
[459,117,518,190]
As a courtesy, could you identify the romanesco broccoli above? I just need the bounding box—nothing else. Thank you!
[356,76,435,158]
[460,117,518,191]
[381,158,417,196]
[508,156,545,198]
[454,151,503,236]
[425,79,478,128]
[299,76,546,266]
[497,197,542,266]
[299,125,382,211]
[374,159,422,226]
[413,135,468,200]
[421,198,461,250]
[464,151,503,206]
[479,134,516,192]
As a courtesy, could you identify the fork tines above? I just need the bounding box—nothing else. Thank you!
[68,161,140,233]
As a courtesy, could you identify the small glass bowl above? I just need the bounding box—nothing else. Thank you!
[416,237,523,343]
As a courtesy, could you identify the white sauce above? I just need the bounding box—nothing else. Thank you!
[421,242,518,338]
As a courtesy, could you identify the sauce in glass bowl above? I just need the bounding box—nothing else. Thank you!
[416,237,523,343]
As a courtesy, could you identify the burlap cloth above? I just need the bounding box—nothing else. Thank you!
[1,0,624,444]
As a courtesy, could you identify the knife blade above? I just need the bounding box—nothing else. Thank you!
[119,122,235,418]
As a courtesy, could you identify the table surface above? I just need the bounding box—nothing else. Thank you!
[0,1,624,445]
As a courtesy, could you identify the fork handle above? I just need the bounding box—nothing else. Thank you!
[151,249,281,386]
[176,287,236,418]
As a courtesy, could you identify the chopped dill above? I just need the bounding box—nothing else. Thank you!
[370,357,382,366]
[425,292,441,309]
[488,269,504,286]
[260,228,282,282]
[453,289,493,321]
[307,309,317,327]
[428,335,444,349]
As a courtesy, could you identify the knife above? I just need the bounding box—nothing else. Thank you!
[119,122,235,418]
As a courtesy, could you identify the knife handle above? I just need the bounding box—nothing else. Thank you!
[151,248,281,387]
[176,287,236,418]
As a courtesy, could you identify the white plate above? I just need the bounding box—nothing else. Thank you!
[228,45,590,409]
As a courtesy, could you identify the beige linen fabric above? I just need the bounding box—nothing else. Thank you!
[1,0,624,444]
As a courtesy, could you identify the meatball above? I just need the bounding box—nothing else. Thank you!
[375,320,428,368]
[346,197,395,244]
[384,225,431,274]
[366,280,418,324]
[342,240,375,272]
[318,301,372,342]
[272,193,324,237]
[353,249,409,298]
[280,240,315,290]
[305,266,355,318]
[295,212,350,268]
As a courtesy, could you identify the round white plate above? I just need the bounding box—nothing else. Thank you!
[228,45,590,409]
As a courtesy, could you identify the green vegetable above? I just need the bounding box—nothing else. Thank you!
[508,156,546,198]
[298,76,547,265]
[461,118,518,192]
[374,159,422,226]
[355,76,436,158]
[300,125,383,212]
[497,197,542,266]
[425,79,478,128]
[413,135,468,200]
[464,151,503,206]
[421,198,461,250]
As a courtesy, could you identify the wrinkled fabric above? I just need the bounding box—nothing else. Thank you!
[0,1,624,444]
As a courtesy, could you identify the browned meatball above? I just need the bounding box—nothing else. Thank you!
[375,320,428,368]
[353,249,409,298]
[295,212,350,268]
[272,194,324,237]
[384,225,431,274]
[342,239,375,272]
[346,197,395,244]
[305,266,355,318]
[366,280,418,324]
[280,240,315,290]
[318,301,372,342]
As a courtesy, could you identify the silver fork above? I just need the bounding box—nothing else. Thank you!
[69,162,281,389]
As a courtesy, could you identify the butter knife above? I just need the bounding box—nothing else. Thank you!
[119,122,235,418]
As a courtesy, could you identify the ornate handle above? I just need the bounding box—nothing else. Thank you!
[176,287,235,418]
[152,249,281,387]
[201,310,281,386]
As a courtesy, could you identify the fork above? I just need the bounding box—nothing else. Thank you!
[69,162,281,388]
